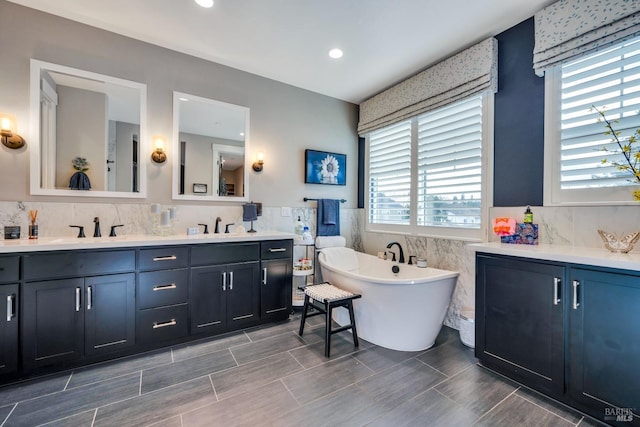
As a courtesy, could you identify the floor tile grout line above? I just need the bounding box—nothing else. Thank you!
[227,347,240,367]
[475,386,520,423]
[138,370,143,396]
[287,350,307,371]
[90,407,97,427]
[516,391,583,425]
[208,374,219,402]
[0,403,16,427]
[279,378,303,407]
[63,372,73,391]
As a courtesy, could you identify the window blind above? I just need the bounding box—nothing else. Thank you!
[417,96,482,228]
[560,35,640,190]
[368,120,412,225]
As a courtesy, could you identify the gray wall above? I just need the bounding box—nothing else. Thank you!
[0,0,358,207]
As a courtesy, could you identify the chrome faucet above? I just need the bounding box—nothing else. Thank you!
[386,241,405,263]
[93,217,101,238]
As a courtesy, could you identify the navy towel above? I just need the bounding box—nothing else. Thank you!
[317,199,340,236]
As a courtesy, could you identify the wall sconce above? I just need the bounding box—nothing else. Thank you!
[0,114,25,149]
[252,152,264,172]
[151,135,167,163]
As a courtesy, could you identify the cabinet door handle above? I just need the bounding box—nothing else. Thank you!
[153,283,177,291]
[87,286,92,310]
[553,277,561,305]
[268,248,287,253]
[152,319,177,329]
[152,255,177,262]
[222,271,227,291]
[572,280,580,310]
[6,295,14,321]
[262,267,267,285]
[229,271,234,290]
[75,287,81,312]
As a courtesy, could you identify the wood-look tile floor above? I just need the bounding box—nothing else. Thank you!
[0,313,604,427]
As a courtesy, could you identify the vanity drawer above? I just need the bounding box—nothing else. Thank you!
[191,243,259,266]
[139,247,189,271]
[137,304,188,344]
[23,250,135,281]
[0,256,19,283]
[261,240,293,260]
[138,269,189,309]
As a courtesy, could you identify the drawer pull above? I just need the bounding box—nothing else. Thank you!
[233,314,254,321]
[553,277,561,305]
[266,307,286,314]
[6,295,14,321]
[268,248,287,253]
[153,319,177,329]
[197,320,221,328]
[572,280,580,310]
[153,283,177,291]
[87,286,92,310]
[75,287,81,312]
[152,255,177,262]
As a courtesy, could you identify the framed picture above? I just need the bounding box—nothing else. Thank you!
[192,183,207,194]
[305,149,346,185]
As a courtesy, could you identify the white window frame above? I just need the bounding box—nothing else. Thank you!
[365,93,493,242]
[544,39,640,206]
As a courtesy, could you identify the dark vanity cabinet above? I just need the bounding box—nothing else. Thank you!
[2,237,292,382]
[567,268,640,422]
[260,240,293,322]
[190,243,261,334]
[0,256,19,375]
[476,254,565,397]
[477,253,640,426]
[22,250,136,371]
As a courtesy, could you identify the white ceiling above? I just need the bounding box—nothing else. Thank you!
[9,0,554,104]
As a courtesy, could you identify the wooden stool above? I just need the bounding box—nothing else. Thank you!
[298,283,361,357]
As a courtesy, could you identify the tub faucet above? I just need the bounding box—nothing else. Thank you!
[386,242,405,263]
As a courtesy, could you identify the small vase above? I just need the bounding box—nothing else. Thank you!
[634,190,640,201]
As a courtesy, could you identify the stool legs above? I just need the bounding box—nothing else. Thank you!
[325,302,332,357]
[297,291,360,358]
[347,300,359,348]
[298,294,310,336]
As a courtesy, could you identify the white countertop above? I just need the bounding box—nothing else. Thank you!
[0,231,296,253]
[469,242,640,272]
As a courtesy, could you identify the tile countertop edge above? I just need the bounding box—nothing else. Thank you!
[469,242,640,272]
[0,231,297,253]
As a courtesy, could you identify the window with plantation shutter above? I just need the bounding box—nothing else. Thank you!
[417,96,482,228]
[545,34,640,205]
[366,94,491,240]
[368,120,412,225]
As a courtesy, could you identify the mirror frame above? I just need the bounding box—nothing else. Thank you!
[172,91,250,202]
[29,59,148,198]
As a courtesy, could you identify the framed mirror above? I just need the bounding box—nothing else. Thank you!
[29,59,147,198]
[172,92,250,202]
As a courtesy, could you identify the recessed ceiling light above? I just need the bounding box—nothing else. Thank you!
[328,48,343,59]
[194,0,214,8]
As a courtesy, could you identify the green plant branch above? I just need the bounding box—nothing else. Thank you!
[592,105,640,184]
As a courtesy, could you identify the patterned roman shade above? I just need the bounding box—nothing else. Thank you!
[533,0,640,76]
[358,38,497,135]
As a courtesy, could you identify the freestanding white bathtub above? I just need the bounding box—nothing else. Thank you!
[318,247,459,352]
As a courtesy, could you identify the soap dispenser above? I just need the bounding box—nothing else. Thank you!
[294,216,304,238]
